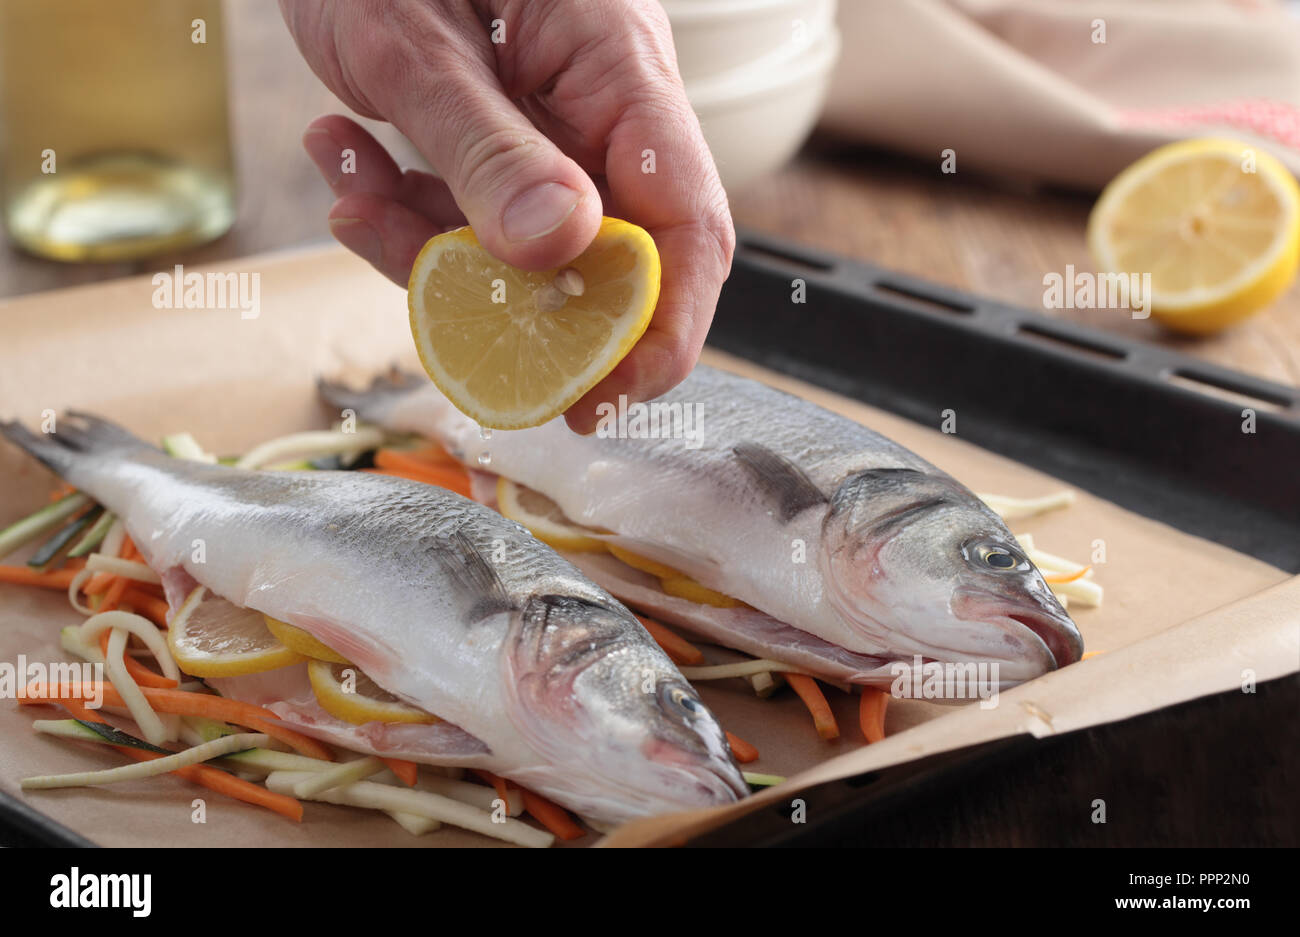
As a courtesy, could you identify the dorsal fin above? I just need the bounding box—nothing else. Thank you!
[732,443,828,522]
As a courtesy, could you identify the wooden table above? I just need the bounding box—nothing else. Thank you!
[3,0,1297,393]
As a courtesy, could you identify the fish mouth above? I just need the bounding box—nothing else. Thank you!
[643,736,749,805]
[1005,609,1084,669]
[953,588,1084,673]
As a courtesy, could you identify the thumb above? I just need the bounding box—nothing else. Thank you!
[388,69,601,271]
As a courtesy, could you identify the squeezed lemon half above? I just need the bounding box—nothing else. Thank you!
[1087,138,1300,334]
[408,216,660,429]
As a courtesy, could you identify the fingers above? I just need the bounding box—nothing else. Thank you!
[303,116,467,227]
[561,104,733,426]
[360,8,603,272]
[302,116,465,286]
[325,194,441,287]
[564,220,729,433]
[547,4,734,424]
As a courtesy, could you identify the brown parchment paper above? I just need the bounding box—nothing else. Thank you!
[1,244,1295,848]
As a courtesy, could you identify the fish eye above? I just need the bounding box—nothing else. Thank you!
[661,684,704,719]
[963,539,1027,572]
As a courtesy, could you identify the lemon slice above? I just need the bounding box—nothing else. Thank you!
[496,477,608,552]
[409,216,660,429]
[167,587,304,678]
[263,616,349,664]
[659,575,742,608]
[306,660,441,726]
[1087,138,1300,334]
[607,544,680,580]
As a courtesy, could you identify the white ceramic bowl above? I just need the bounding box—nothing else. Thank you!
[664,0,837,82]
[686,23,841,191]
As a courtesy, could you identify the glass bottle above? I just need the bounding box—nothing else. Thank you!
[0,0,235,262]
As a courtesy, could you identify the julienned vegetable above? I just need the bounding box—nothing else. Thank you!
[22,733,271,789]
[0,418,1103,844]
[67,510,116,558]
[859,689,889,744]
[161,432,216,463]
[678,659,815,681]
[264,771,554,848]
[235,427,384,470]
[19,682,333,761]
[291,756,384,798]
[32,718,171,755]
[58,697,305,822]
[0,492,93,561]
[27,506,103,571]
[783,673,840,741]
[725,731,759,764]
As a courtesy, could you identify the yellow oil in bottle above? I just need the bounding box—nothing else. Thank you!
[0,0,235,262]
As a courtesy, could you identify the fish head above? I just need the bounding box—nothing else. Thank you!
[820,468,1083,687]
[505,594,747,822]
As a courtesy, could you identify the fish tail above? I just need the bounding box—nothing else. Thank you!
[0,412,152,480]
[317,367,424,423]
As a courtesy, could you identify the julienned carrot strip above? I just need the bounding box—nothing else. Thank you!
[363,466,473,498]
[0,566,80,589]
[120,587,169,628]
[634,615,705,666]
[49,483,77,503]
[96,631,178,689]
[471,769,513,814]
[1044,565,1091,584]
[859,688,889,744]
[82,572,114,595]
[405,444,459,466]
[375,448,458,475]
[782,673,840,741]
[21,683,333,761]
[520,789,584,841]
[60,698,302,821]
[725,730,759,764]
[381,756,418,787]
[98,575,130,613]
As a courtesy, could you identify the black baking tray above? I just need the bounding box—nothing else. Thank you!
[4,231,1298,847]
[710,230,1300,573]
[693,230,1300,847]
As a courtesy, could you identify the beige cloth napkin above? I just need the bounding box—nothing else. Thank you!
[820,0,1300,188]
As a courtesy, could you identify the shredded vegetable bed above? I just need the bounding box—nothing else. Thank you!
[0,422,1102,846]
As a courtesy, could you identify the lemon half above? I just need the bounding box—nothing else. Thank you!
[1087,138,1300,334]
[408,216,660,429]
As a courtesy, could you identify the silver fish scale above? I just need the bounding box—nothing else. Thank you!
[121,456,599,598]
[2,416,750,820]
[644,366,935,484]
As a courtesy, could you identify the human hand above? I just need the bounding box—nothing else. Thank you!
[279,0,735,432]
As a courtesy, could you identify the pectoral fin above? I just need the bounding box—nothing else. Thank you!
[732,443,827,522]
[428,528,517,621]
